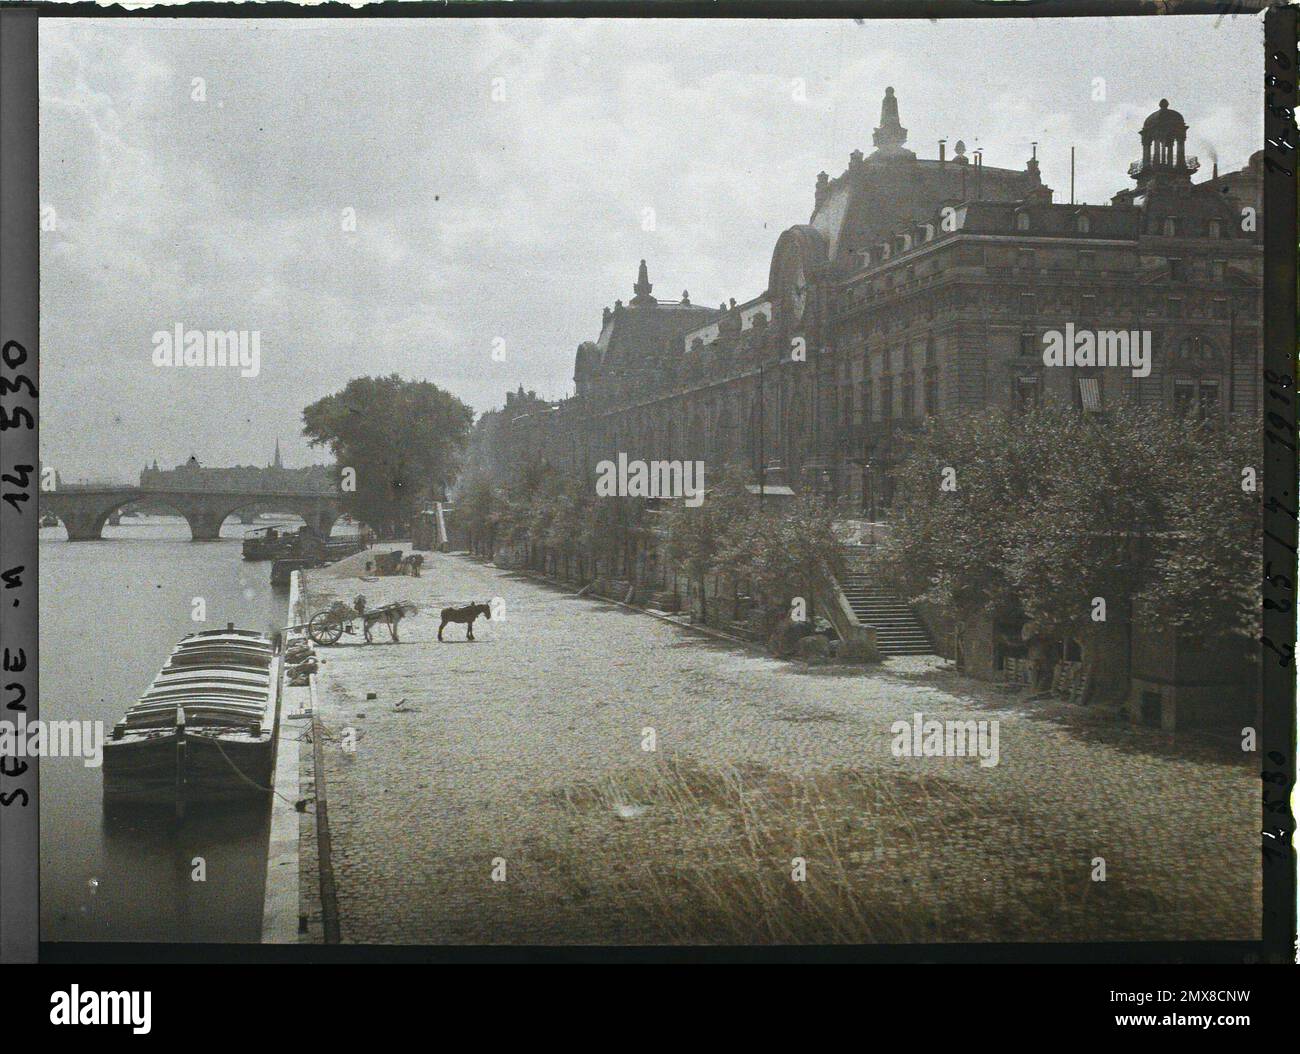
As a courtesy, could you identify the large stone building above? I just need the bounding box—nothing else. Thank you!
[138,441,334,495]
[504,90,1262,520]
[480,90,1264,731]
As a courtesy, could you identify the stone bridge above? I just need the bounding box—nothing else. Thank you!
[38,486,343,541]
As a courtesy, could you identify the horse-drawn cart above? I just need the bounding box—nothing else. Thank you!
[290,596,418,645]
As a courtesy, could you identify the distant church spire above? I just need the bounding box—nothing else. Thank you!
[631,259,656,306]
[272,438,283,469]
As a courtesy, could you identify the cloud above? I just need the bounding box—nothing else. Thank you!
[38,15,1263,479]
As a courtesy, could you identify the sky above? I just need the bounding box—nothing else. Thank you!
[38,14,1264,481]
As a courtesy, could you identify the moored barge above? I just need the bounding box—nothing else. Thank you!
[102,626,280,815]
[242,524,366,563]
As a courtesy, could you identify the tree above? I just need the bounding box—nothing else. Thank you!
[1140,416,1261,639]
[720,489,845,631]
[663,466,750,623]
[545,474,597,580]
[456,466,500,557]
[881,406,1262,702]
[302,374,473,535]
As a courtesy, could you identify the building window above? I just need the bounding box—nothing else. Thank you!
[1162,217,1177,237]
[1020,331,1038,357]
[924,337,936,367]
[1079,250,1096,269]
[1168,258,1185,280]
[1173,378,1197,416]
[1015,375,1040,412]
[1020,293,1037,316]
[881,377,894,421]
[1077,213,1090,234]
[1016,212,1031,231]
[1211,259,1227,281]
[1081,294,1098,318]
[924,366,939,416]
[861,379,873,423]
[1167,297,1183,319]
[1212,297,1229,320]
[1017,248,1036,269]
[902,372,916,420]
[1208,219,1222,239]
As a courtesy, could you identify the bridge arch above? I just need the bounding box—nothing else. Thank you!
[39,491,198,542]
[38,489,342,542]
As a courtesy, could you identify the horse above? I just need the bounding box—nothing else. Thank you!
[438,602,491,642]
[352,595,418,643]
[401,554,425,577]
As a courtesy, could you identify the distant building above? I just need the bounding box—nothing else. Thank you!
[488,91,1262,521]
[139,442,334,494]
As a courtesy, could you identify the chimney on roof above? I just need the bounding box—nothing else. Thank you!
[815,170,829,208]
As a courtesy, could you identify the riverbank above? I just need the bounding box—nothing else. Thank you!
[261,571,311,943]
[282,546,1258,945]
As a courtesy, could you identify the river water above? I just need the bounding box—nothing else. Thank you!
[38,515,297,944]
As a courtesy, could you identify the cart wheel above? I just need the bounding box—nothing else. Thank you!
[307,611,344,646]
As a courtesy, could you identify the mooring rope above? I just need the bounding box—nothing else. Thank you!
[198,731,300,809]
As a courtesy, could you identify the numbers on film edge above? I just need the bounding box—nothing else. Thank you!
[1,339,36,807]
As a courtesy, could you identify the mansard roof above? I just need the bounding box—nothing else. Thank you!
[810,153,1043,262]
[593,297,717,371]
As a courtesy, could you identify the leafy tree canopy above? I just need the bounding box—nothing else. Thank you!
[302,374,473,533]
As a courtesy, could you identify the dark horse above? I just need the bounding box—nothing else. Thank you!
[438,602,492,642]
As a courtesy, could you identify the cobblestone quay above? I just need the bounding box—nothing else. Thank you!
[298,549,1259,945]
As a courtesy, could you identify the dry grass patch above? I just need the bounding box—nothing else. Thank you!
[534,754,1192,944]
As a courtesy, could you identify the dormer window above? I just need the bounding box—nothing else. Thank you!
[922,223,935,242]
[1016,212,1031,231]
[1076,212,1090,234]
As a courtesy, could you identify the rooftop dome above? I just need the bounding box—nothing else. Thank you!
[1142,99,1186,136]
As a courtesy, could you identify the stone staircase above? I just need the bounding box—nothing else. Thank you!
[837,571,934,656]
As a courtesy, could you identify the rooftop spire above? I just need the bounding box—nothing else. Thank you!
[631,259,656,305]
[870,86,914,160]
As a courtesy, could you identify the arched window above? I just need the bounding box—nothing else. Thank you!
[1016,212,1031,231]
[1076,213,1090,234]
